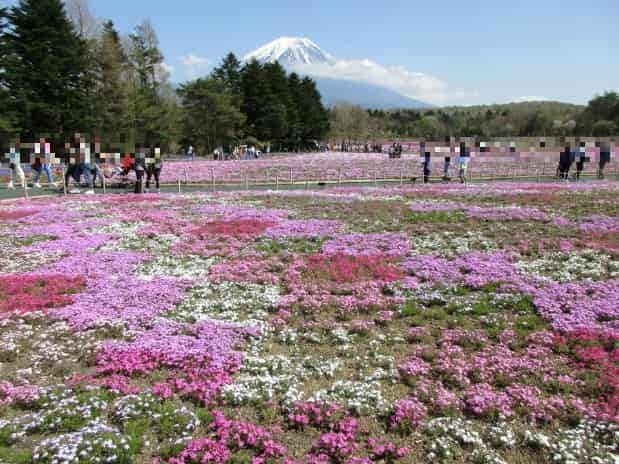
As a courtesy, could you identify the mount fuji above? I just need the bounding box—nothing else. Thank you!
[243,37,432,109]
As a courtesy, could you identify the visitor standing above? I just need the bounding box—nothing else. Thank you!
[558,143,572,180]
[80,140,94,194]
[89,156,105,189]
[443,157,452,181]
[575,141,587,180]
[134,148,146,194]
[458,142,470,184]
[597,140,611,179]
[420,142,431,183]
[145,147,163,193]
[6,143,27,190]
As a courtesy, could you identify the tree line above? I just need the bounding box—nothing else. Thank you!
[0,0,329,155]
[329,93,619,142]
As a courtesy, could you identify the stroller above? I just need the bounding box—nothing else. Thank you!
[101,155,135,189]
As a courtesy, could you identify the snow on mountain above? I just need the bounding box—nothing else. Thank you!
[243,37,432,109]
[243,37,335,66]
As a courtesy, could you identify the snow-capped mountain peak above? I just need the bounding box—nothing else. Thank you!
[243,37,335,66]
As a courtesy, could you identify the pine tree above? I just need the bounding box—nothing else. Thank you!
[1,0,90,137]
[92,20,130,148]
[297,77,329,146]
[261,62,290,147]
[128,20,167,146]
[240,59,270,140]
[286,73,302,150]
[212,52,242,95]
[0,8,17,134]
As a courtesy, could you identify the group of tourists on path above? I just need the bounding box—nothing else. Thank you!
[4,135,164,195]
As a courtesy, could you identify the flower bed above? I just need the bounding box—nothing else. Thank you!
[0,181,617,463]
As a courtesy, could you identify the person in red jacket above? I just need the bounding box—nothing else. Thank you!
[121,153,134,175]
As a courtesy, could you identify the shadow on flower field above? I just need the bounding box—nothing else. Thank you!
[0,181,617,464]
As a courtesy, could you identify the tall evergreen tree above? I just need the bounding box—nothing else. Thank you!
[296,77,329,145]
[128,20,166,146]
[212,52,242,95]
[0,8,17,134]
[260,62,290,146]
[1,0,90,136]
[286,73,302,149]
[93,20,130,148]
[240,59,270,140]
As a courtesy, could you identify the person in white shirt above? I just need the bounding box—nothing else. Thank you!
[6,143,27,190]
[458,141,470,184]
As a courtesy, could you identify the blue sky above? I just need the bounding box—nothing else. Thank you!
[2,0,618,106]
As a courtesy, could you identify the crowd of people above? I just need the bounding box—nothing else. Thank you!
[3,136,615,194]
[556,140,612,180]
[4,135,164,195]
[415,141,469,184]
[413,138,611,184]
[331,143,384,153]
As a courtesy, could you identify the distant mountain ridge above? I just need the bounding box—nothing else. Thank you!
[243,37,432,110]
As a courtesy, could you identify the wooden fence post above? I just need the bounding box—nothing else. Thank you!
[61,165,67,196]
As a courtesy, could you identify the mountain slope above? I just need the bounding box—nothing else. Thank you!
[243,37,431,109]
[316,77,432,109]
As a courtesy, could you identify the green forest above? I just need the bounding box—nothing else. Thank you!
[328,95,619,142]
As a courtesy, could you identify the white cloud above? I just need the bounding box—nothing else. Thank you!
[181,54,210,66]
[511,95,549,103]
[291,59,450,105]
